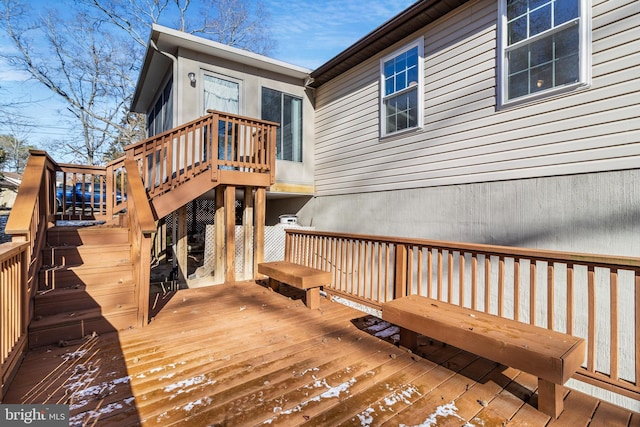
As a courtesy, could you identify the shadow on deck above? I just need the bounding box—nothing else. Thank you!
[4,282,639,426]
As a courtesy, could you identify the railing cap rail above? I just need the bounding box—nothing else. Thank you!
[123,110,280,154]
[285,229,640,270]
[0,241,29,259]
[206,109,280,127]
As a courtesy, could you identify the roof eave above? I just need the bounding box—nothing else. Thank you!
[309,0,470,88]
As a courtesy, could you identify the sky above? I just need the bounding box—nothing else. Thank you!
[0,0,416,154]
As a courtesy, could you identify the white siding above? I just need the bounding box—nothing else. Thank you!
[314,0,640,196]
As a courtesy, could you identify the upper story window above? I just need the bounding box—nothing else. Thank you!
[203,74,240,114]
[261,87,303,162]
[380,39,424,137]
[147,77,173,137]
[499,0,590,106]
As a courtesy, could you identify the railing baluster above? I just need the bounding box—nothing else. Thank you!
[407,246,414,296]
[377,243,384,303]
[530,261,537,326]
[448,251,453,303]
[548,263,554,330]
[472,254,478,310]
[610,270,618,381]
[417,247,423,296]
[485,255,491,313]
[498,257,505,317]
[459,253,465,307]
[588,266,596,372]
[567,264,574,334]
[437,250,443,301]
[635,272,640,390]
[427,248,433,299]
[514,259,521,321]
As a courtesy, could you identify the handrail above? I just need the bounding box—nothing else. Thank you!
[2,150,55,400]
[124,159,155,327]
[0,241,29,400]
[284,229,640,402]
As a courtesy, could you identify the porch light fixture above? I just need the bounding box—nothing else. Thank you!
[188,72,196,87]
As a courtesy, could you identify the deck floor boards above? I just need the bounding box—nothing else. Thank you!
[3,281,639,426]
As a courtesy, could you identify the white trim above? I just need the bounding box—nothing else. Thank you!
[379,38,425,137]
[497,0,592,109]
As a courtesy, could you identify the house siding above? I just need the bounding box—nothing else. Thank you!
[313,0,640,196]
[303,0,640,410]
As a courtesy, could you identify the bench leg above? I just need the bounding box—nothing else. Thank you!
[399,327,418,352]
[305,287,320,310]
[538,378,563,419]
[268,278,280,292]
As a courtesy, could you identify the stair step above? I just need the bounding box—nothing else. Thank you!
[47,226,129,246]
[39,264,134,289]
[42,243,131,267]
[28,305,138,348]
[34,284,136,317]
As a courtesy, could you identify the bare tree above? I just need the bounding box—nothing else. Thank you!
[0,0,275,165]
[0,133,33,173]
[82,0,275,54]
[1,2,138,164]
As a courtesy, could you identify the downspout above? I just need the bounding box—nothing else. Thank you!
[149,39,180,275]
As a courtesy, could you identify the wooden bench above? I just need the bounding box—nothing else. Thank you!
[382,295,585,418]
[257,261,332,309]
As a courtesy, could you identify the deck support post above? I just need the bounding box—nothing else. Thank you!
[225,185,236,282]
[243,187,254,280]
[176,205,188,283]
[254,187,265,279]
[215,186,225,284]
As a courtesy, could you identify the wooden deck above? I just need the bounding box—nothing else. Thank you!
[4,281,639,426]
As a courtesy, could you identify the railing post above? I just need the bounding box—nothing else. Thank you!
[210,113,220,182]
[394,244,408,300]
[106,163,114,218]
[269,126,277,185]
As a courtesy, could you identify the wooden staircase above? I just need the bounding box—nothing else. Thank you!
[6,112,279,353]
[29,224,139,348]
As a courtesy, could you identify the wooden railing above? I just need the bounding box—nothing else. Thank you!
[285,229,640,402]
[0,241,29,400]
[1,151,57,400]
[55,160,127,221]
[125,111,277,200]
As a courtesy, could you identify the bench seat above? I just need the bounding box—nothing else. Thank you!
[382,295,585,418]
[257,261,331,309]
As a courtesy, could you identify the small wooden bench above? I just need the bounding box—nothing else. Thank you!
[257,261,332,309]
[382,295,585,418]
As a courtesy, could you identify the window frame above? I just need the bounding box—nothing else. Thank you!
[261,87,304,163]
[379,38,424,137]
[497,0,592,108]
[146,76,173,137]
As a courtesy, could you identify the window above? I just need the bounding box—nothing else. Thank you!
[500,0,590,105]
[203,74,240,115]
[261,88,303,162]
[380,39,423,136]
[147,77,173,137]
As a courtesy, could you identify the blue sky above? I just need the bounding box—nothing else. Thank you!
[0,0,415,149]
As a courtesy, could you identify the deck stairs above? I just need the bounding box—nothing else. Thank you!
[29,224,138,348]
[19,111,277,350]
